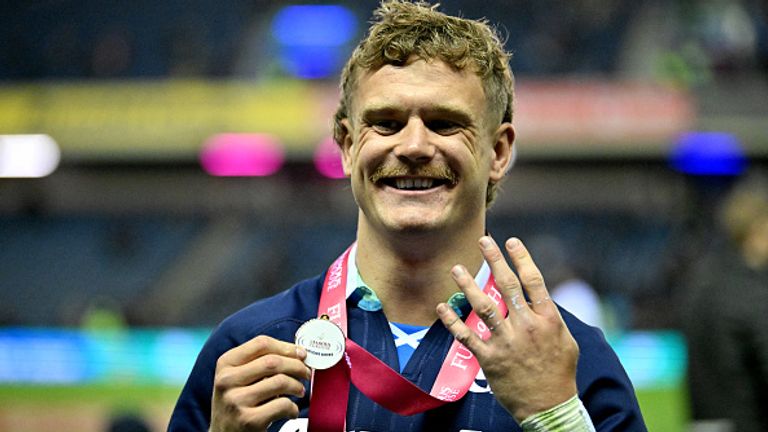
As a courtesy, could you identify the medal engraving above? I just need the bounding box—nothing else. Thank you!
[295,318,345,369]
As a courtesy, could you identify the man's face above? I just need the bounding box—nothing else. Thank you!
[340,58,513,236]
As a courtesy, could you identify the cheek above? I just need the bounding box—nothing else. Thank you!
[356,140,391,171]
[461,144,492,177]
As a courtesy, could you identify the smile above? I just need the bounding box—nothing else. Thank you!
[370,165,459,191]
[390,178,439,190]
[378,176,455,191]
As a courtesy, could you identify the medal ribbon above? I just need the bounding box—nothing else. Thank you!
[308,245,507,431]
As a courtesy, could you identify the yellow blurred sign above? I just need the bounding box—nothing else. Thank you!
[0,79,339,160]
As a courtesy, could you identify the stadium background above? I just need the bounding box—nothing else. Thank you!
[1,0,767,430]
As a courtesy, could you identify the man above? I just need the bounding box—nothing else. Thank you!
[169,1,646,431]
[683,176,768,432]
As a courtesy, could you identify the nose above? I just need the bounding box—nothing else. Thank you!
[393,117,435,164]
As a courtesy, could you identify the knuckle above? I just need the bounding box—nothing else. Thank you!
[284,398,300,418]
[522,272,545,287]
[214,369,235,391]
[238,410,260,429]
[511,245,528,260]
[272,373,290,389]
[524,324,538,335]
[261,354,282,371]
[215,354,228,371]
[295,379,308,395]
[478,303,495,317]
[494,273,519,290]
[272,397,300,419]
[455,329,474,345]
[484,247,504,263]
[546,314,561,326]
[287,376,305,393]
[221,389,241,409]
[252,335,270,353]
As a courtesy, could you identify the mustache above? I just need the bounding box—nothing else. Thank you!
[369,164,459,186]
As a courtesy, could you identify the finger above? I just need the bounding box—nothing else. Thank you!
[215,354,311,391]
[478,236,530,318]
[450,264,508,338]
[436,302,490,358]
[218,335,306,368]
[228,373,307,407]
[505,237,555,314]
[240,397,301,430]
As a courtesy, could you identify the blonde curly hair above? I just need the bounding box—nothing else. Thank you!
[333,0,515,206]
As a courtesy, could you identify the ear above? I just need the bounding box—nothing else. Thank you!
[339,118,354,176]
[489,122,515,182]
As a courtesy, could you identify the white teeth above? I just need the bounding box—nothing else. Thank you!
[396,178,413,189]
[394,178,435,190]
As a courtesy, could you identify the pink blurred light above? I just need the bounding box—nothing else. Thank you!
[313,136,346,179]
[200,133,284,177]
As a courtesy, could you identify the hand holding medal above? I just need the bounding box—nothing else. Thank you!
[436,236,580,423]
[210,335,311,432]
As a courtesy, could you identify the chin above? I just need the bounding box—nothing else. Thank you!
[382,212,450,235]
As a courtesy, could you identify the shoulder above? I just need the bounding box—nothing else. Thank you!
[561,307,625,385]
[197,274,325,377]
[560,307,612,360]
[560,307,648,431]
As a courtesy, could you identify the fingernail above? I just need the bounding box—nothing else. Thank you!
[451,265,465,278]
[436,303,447,315]
[507,237,521,250]
[296,346,307,358]
[479,236,493,250]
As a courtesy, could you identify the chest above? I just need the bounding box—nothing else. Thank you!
[272,310,520,432]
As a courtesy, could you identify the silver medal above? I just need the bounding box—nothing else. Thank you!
[295,318,346,370]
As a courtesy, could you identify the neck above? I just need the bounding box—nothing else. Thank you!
[355,219,485,326]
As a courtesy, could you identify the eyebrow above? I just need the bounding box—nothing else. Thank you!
[359,104,475,125]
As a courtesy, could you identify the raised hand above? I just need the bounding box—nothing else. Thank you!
[436,236,579,423]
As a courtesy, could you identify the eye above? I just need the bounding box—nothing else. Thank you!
[370,119,403,135]
[426,119,462,135]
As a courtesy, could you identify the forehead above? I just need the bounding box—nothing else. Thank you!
[351,58,487,118]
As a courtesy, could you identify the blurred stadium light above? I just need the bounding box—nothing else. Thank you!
[271,5,357,79]
[313,136,346,179]
[0,134,60,178]
[669,131,747,176]
[200,133,284,177]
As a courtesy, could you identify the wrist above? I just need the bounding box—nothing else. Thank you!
[520,395,595,432]
[512,389,578,423]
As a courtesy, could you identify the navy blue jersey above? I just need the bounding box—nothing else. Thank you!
[169,273,646,431]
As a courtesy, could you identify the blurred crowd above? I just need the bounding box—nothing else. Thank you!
[2,0,767,83]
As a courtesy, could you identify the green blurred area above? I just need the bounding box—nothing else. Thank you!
[0,383,690,431]
[0,384,178,432]
[637,387,690,432]
[0,383,180,408]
